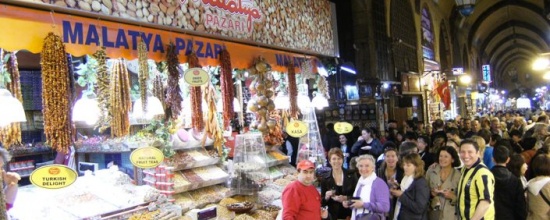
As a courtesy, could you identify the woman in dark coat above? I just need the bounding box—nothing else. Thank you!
[390,153,430,220]
[376,147,404,219]
[321,148,358,220]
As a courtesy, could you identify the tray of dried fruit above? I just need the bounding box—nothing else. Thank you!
[165,148,221,171]
[269,167,284,180]
[265,150,289,167]
[188,185,231,208]
[173,165,229,193]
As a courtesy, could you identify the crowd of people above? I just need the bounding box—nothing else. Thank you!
[281,111,550,220]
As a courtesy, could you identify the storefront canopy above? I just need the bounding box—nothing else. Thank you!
[0,4,318,72]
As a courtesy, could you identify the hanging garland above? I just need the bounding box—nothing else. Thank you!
[0,51,22,148]
[138,39,149,113]
[109,59,131,137]
[203,83,223,153]
[317,75,330,99]
[152,74,165,109]
[188,52,204,131]
[287,61,299,119]
[165,43,183,120]
[41,33,73,153]
[219,49,234,129]
[93,47,111,132]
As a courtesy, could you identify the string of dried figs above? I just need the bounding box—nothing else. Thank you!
[41,33,73,153]
[109,59,131,138]
[287,61,298,119]
[93,47,111,132]
[219,48,234,129]
[152,74,165,109]
[317,75,330,99]
[0,51,22,148]
[165,43,183,120]
[247,57,276,135]
[188,52,204,131]
[138,39,149,112]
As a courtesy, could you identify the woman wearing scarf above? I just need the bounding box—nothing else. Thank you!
[390,153,430,220]
[343,155,390,220]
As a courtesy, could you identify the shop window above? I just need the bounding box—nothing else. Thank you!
[390,0,419,72]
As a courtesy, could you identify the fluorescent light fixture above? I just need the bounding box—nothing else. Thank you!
[340,66,356,74]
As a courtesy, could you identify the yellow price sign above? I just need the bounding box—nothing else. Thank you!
[184,67,210,86]
[130,147,165,169]
[30,165,78,189]
[334,122,353,134]
[286,120,308,138]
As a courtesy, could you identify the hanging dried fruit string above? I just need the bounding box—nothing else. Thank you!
[317,75,330,99]
[152,74,165,109]
[0,173,6,219]
[0,51,22,148]
[41,33,73,153]
[203,83,223,154]
[138,39,149,113]
[188,52,204,131]
[94,47,111,132]
[109,59,131,138]
[165,43,183,120]
[287,61,299,119]
[219,49,234,129]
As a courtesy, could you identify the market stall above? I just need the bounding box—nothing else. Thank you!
[0,0,337,219]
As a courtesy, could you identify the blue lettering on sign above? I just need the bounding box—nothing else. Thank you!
[275,54,305,67]
[61,20,226,57]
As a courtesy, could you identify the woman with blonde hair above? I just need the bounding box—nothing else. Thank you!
[390,154,430,220]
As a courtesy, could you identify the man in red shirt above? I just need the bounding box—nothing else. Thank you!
[282,160,328,220]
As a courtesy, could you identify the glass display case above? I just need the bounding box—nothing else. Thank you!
[297,107,326,167]
[230,133,271,195]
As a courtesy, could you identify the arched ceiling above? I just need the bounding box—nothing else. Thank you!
[458,0,549,80]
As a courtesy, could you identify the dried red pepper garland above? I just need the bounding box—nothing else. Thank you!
[188,52,204,131]
[287,61,298,119]
[219,49,234,128]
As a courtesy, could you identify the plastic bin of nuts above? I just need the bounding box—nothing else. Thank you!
[231,133,272,195]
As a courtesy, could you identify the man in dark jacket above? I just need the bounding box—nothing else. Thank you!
[491,145,527,220]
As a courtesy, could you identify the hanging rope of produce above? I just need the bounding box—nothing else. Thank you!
[317,75,330,99]
[0,51,22,148]
[152,74,165,109]
[93,47,111,132]
[109,59,132,137]
[41,33,73,153]
[219,49,234,129]
[188,52,204,131]
[0,174,6,219]
[287,61,299,119]
[247,57,276,136]
[203,83,223,153]
[138,39,149,113]
[165,43,183,120]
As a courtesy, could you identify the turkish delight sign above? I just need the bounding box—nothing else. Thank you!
[25,0,335,56]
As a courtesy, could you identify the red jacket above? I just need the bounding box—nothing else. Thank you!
[282,180,322,220]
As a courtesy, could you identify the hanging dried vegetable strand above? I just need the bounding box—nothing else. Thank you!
[109,59,132,137]
[41,33,73,153]
[202,83,223,153]
[317,75,330,99]
[165,43,183,120]
[93,47,111,132]
[219,49,234,128]
[287,61,299,119]
[152,75,165,109]
[138,39,149,112]
[188,52,204,131]
[0,174,6,219]
[0,51,22,148]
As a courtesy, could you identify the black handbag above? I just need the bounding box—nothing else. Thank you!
[355,210,383,220]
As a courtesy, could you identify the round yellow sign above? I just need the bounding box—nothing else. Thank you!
[130,147,165,169]
[30,165,78,189]
[334,122,353,134]
[286,120,308,138]
[184,67,210,86]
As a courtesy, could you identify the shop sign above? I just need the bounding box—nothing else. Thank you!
[30,165,78,189]
[334,122,353,134]
[9,0,335,56]
[184,68,210,86]
[130,147,165,169]
[482,65,491,82]
[452,68,464,75]
[286,121,308,138]
[0,4,317,73]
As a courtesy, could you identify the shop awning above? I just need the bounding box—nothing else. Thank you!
[0,4,317,72]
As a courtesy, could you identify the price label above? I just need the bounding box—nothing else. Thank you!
[30,165,78,189]
[334,122,353,134]
[286,120,308,138]
[184,67,209,86]
[130,147,165,169]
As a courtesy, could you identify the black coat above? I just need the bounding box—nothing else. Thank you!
[320,169,358,220]
[491,165,527,220]
[396,177,431,220]
[377,164,404,220]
